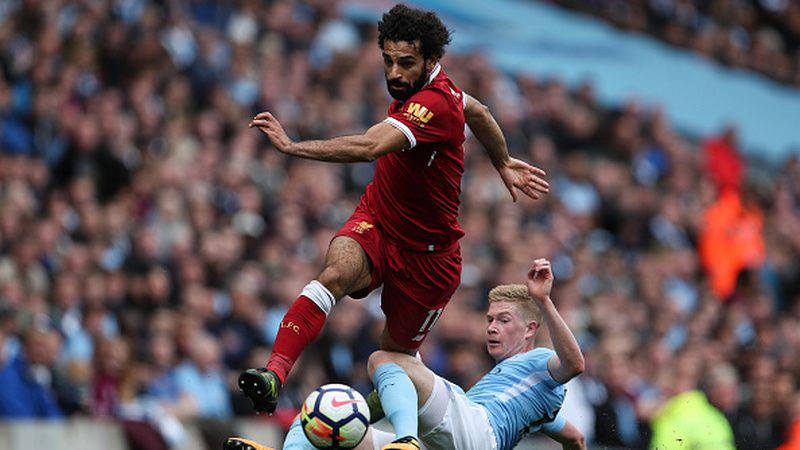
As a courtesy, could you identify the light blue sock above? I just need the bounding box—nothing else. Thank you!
[373,362,418,439]
[283,417,315,450]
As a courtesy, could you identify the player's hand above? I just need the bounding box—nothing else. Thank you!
[249,112,293,153]
[497,158,549,202]
[526,258,554,301]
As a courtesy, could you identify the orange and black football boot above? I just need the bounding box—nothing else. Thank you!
[381,435,421,450]
[223,437,275,450]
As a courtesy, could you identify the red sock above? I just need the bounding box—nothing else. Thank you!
[266,295,327,383]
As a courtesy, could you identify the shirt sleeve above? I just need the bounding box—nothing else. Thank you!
[539,411,567,434]
[384,89,455,149]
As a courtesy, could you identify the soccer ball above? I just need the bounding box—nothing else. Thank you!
[300,383,370,449]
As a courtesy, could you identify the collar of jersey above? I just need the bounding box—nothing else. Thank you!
[425,63,442,86]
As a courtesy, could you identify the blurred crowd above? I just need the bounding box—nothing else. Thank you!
[552,0,800,87]
[0,1,799,450]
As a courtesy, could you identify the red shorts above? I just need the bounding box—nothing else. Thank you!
[335,202,462,349]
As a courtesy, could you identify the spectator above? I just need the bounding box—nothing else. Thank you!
[778,392,800,450]
[649,351,735,450]
[210,270,268,371]
[51,114,131,203]
[698,187,765,300]
[173,331,235,449]
[0,235,49,296]
[592,351,645,449]
[705,363,742,423]
[0,325,64,418]
[173,331,233,419]
[730,355,784,450]
[90,335,172,450]
[702,125,744,194]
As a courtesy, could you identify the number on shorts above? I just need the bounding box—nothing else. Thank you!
[411,307,443,342]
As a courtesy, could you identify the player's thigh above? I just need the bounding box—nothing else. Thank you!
[329,204,387,299]
[381,247,461,349]
[418,378,495,450]
[387,245,462,298]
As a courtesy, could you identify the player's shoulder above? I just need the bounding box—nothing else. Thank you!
[406,88,456,112]
[408,69,464,111]
[513,347,556,363]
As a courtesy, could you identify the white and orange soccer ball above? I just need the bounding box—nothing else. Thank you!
[300,383,370,449]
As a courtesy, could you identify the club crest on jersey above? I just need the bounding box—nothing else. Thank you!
[403,102,434,126]
[352,221,374,234]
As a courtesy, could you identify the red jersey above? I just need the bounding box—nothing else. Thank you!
[364,64,467,251]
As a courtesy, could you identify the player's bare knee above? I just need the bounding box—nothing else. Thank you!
[367,350,392,376]
[368,350,420,376]
[368,350,413,375]
[317,266,348,298]
[319,245,371,296]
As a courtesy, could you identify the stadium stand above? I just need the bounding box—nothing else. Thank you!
[551,0,800,88]
[0,1,798,449]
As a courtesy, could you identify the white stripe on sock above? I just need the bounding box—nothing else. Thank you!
[301,280,336,315]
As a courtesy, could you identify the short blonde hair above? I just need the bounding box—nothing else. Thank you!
[488,284,542,324]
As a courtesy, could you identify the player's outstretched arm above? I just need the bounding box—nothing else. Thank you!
[526,258,585,384]
[249,112,409,162]
[463,94,549,201]
[543,420,587,450]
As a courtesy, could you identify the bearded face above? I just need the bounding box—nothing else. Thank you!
[386,66,429,101]
[382,40,434,101]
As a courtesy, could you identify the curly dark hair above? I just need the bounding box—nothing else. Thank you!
[377,4,453,60]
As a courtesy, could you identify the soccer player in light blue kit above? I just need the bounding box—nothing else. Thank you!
[226,257,586,450]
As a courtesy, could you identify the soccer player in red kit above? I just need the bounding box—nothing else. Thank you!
[242,5,549,449]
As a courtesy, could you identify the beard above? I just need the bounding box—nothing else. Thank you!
[386,69,429,101]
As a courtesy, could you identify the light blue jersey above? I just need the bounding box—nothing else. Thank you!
[467,348,565,450]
